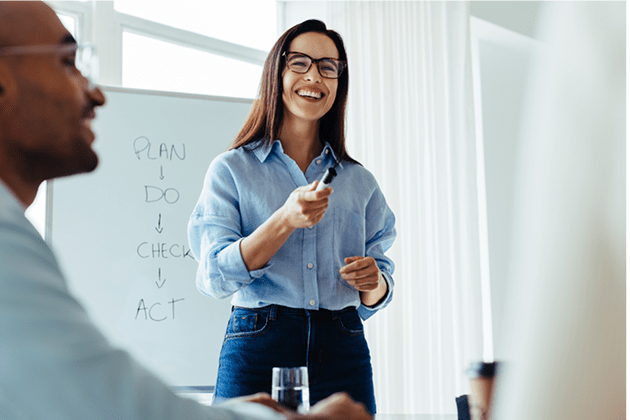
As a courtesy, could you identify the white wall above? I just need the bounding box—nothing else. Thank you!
[278,1,327,32]
[470,18,540,361]
[470,1,541,39]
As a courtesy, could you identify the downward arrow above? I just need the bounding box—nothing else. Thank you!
[159,165,165,180]
[156,268,166,288]
[155,213,163,233]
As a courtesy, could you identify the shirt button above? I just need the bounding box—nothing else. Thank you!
[309,300,316,306]
[325,149,329,154]
[308,226,313,230]
[316,159,322,165]
[307,263,314,269]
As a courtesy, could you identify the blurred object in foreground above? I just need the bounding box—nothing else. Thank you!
[493,2,625,420]
[467,362,499,420]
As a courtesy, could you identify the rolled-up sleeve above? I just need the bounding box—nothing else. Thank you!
[188,157,270,299]
[358,185,397,320]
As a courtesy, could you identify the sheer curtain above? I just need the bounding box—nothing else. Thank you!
[328,2,484,414]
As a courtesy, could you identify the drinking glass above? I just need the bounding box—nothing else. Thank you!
[271,367,310,412]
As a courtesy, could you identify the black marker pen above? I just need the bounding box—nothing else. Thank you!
[315,167,337,191]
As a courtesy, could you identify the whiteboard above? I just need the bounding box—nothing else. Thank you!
[51,86,252,387]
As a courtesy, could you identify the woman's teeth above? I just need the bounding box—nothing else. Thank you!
[297,89,323,99]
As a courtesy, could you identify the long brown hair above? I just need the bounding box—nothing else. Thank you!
[230,19,359,165]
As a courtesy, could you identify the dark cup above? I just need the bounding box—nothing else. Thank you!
[466,362,499,420]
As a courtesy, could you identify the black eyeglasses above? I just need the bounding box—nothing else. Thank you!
[283,51,346,79]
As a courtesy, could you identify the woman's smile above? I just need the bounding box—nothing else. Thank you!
[296,87,325,100]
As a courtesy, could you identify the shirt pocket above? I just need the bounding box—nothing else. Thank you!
[333,207,366,291]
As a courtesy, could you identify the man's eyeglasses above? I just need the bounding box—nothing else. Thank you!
[0,43,99,87]
[283,51,346,79]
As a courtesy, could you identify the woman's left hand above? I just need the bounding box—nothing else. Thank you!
[339,256,383,292]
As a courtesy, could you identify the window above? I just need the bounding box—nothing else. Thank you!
[122,32,263,98]
[114,1,275,98]
[57,14,77,37]
[113,1,277,52]
[47,1,277,98]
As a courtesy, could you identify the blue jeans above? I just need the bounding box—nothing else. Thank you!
[214,305,377,414]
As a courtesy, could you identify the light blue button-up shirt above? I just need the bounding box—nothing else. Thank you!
[188,140,396,320]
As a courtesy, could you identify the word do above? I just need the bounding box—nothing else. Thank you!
[145,186,180,204]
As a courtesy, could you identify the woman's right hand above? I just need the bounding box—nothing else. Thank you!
[280,181,333,229]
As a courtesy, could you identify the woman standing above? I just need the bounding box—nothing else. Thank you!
[188,19,396,414]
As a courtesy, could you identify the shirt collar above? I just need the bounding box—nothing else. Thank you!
[251,139,343,169]
[322,143,344,170]
[0,178,27,211]
[251,140,282,163]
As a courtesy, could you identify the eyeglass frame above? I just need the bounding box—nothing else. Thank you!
[0,43,99,88]
[282,51,346,79]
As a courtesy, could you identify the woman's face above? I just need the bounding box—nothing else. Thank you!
[281,32,339,126]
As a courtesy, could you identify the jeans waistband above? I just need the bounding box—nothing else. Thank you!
[233,304,357,321]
